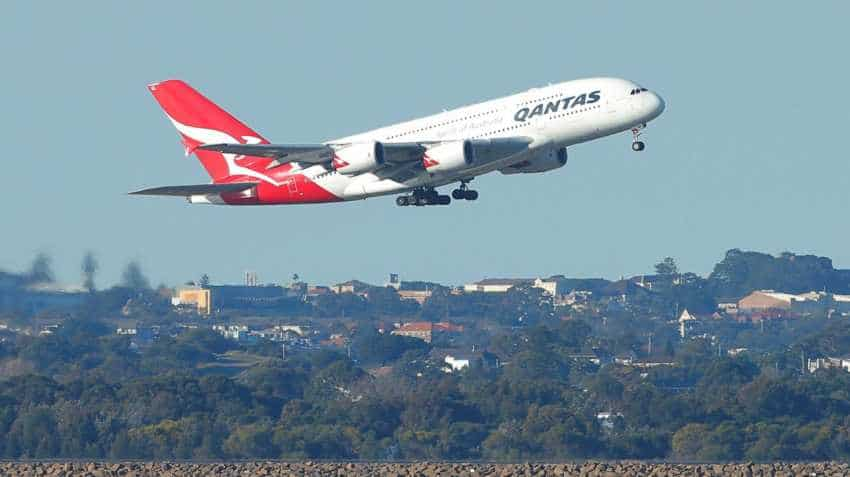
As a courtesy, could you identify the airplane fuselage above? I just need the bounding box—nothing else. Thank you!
[141,77,665,206]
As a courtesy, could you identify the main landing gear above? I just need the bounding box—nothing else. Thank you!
[396,188,451,207]
[631,123,646,152]
[451,179,478,201]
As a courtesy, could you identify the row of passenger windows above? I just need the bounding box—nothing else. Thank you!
[630,87,648,95]
[387,108,500,140]
[381,96,596,143]
[387,90,570,139]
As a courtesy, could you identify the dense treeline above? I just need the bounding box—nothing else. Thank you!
[2,315,850,460]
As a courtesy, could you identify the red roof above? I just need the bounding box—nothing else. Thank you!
[396,322,433,332]
[434,322,463,332]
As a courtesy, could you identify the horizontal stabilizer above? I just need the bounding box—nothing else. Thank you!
[128,182,257,196]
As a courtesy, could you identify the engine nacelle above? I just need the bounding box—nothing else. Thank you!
[423,140,475,174]
[500,146,567,175]
[332,142,385,175]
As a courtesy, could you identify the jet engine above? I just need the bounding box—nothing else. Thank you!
[332,142,385,175]
[423,140,476,174]
[500,146,567,175]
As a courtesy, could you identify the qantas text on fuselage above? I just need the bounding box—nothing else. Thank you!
[132,77,665,207]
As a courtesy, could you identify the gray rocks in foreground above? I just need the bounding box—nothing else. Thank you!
[0,461,846,477]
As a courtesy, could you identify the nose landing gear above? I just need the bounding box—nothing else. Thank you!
[631,123,646,152]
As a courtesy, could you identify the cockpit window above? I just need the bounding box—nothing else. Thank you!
[630,87,649,95]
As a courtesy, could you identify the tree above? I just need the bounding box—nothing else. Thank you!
[121,261,150,290]
[654,257,679,277]
[28,252,54,283]
[81,251,98,292]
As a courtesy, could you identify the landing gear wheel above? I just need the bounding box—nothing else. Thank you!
[396,196,409,207]
[415,196,430,207]
[630,124,646,152]
[451,189,464,200]
[465,190,479,201]
[437,195,451,205]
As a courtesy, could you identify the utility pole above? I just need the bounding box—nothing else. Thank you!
[281,342,286,361]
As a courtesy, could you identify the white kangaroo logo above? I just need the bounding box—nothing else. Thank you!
[168,116,285,186]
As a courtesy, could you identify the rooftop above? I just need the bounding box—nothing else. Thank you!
[472,278,533,286]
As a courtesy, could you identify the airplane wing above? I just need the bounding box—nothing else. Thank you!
[128,182,257,196]
[198,142,428,165]
[197,143,334,163]
[197,137,531,170]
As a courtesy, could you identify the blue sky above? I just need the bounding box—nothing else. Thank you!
[2,2,848,287]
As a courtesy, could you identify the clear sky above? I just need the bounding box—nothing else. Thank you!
[2,2,848,288]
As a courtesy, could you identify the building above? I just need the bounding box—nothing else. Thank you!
[397,289,432,304]
[332,280,373,295]
[385,275,442,304]
[533,278,560,296]
[463,277,579,297]
[307,285,332,296]
[737,290,821,311]
[392,322,434,343]
[678,309,699,339]
[738,290,850,316]
[444,355,470,372]
[391,321,463,344]
[464,278,533,293]
[212,324,258,343]
[808,357,850,374]
[172,287,211,315]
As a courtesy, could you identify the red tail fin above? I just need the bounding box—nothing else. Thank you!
[148,80,270,182]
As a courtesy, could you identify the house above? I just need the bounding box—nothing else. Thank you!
[394,279,444,304]
[321,333,348,348]
[596,412,624,430]
[463,278,533,293]
[332,280,373,295]
[212,324,257,343]
[172,287,211,315]
[808,357,850,373]
[392,322,434,343]
[678,309,699,338]
[444,355,471,372]
[737,290,850,316]
[737,290,821,311]
[307,285,332,296]
[391,321,463,344]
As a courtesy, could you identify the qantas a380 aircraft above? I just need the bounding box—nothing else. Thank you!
[133,78,665,206]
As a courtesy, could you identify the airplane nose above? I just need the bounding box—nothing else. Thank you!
[649,92,665,116]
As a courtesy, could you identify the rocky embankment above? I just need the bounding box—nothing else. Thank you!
[0,461,847,476]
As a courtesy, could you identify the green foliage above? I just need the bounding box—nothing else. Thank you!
[120,261,150,291]
[27,252,54,284]
[655,257,679,277]
[709,249,848,299]
[352,327,429,366]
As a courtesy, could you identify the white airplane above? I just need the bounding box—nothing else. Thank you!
[134,77,665,206]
